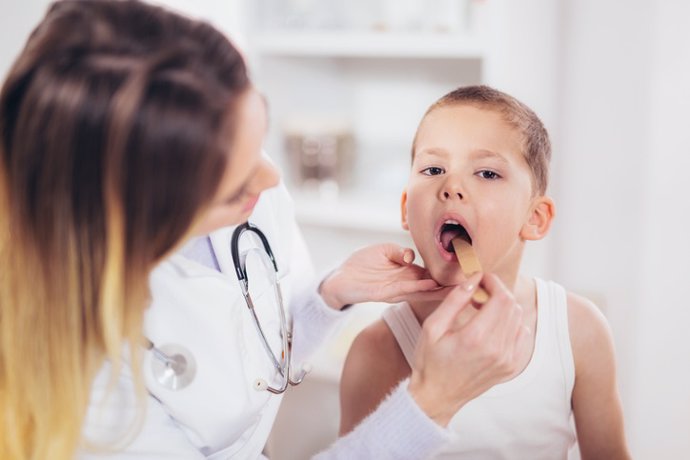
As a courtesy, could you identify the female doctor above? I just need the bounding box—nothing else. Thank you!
[0,1,528,459]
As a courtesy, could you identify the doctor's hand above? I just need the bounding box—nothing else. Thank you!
[408,273,530,427]
[319,243,449,310]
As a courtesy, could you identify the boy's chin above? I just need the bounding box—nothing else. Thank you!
[427,267,466,288]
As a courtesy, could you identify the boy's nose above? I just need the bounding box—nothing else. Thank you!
[443,190,464,200]
[441,180,464,200]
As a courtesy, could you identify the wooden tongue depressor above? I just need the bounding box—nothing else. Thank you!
[451,237,489,304]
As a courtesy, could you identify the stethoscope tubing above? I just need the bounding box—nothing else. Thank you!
[146,221,307,394]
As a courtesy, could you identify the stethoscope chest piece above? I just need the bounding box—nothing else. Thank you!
[150,343,197,391]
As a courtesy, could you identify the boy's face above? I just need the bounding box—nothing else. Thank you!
[402,104,552,287]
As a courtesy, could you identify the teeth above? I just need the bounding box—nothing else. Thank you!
[444,219,460,225]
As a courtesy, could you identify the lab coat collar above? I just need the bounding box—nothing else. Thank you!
[162,226,239,280]
[208,226,239,278]
[162,223,264,281]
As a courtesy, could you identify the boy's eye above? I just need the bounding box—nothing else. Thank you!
[421,166,445,176]
[477,170,501,180]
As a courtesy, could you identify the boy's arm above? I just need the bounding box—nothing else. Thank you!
[339,319,410,436]
[568,292,631,460]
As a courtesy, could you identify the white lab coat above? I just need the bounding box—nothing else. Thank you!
[81,182,343,459]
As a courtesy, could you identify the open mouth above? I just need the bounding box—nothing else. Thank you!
[439,220,471,253]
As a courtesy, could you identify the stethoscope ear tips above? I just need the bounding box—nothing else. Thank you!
[253,378,269,391]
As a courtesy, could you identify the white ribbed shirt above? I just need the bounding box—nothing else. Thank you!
[383,278,578,460]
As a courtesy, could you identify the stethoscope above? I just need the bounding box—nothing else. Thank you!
[146,222,309,394]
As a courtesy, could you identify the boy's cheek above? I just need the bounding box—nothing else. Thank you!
[405,192,429,217]
[410,233,438,270]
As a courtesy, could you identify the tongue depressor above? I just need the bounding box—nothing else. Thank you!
[451,237,489,304]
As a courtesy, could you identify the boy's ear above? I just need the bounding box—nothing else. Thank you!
[520,196,555,241]
[401,190,409,230]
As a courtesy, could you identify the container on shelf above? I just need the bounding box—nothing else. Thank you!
[283,115,355,198]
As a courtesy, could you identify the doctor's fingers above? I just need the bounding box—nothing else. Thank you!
[514,324,531,360]
[494,321,530,379]
[463,277,526,363]
[380,278,442,303]
[380,244,417,266]
[392,261,435,281]
[421,273,483,343]
[471,274,522,328]
[403,285,455,304]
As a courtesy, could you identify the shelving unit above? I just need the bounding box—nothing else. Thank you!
[252,31,484,59]
[245,24,486,240]
[291,191,404,234]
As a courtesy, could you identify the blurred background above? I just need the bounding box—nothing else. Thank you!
[2,0,689,458]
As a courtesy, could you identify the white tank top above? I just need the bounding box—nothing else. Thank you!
[382,278,577,459]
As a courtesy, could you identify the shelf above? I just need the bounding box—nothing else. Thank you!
[251,31,484,59]
[292,191,405,234]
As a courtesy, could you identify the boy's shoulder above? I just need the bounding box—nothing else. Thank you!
[346,316,412,378]
[560,288,629,458]
[564,289,614,371]
[342,315,413,393]
[339,315,414,434]
[565,290,610,336]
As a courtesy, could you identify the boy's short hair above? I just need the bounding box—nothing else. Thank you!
[414,85,551,195]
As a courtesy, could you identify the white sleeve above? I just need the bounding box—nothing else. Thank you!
[289,277,351,365]
[282,191,351,365]
[311,380,451,460]
[79,362,204,459]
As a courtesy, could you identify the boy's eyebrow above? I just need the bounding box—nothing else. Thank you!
[415,147,449,158]
[416,148,510,164]
[472,149,510,163]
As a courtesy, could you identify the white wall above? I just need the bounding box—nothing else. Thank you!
[556,0,652,433]
[633,1,690,456]
[557,0,690,457]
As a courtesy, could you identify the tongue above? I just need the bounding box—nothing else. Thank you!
[440,228,464,252]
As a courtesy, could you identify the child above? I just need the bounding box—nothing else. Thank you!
[339,86,630,459]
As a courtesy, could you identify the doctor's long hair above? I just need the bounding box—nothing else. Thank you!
[0,1,249,458]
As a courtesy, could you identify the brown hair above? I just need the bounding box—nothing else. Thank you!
[0,1,249,458]
[413,85,551,195]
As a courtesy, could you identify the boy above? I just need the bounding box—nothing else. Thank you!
[339,86,630,459]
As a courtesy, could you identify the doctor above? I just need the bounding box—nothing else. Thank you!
[0,1,528,459]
